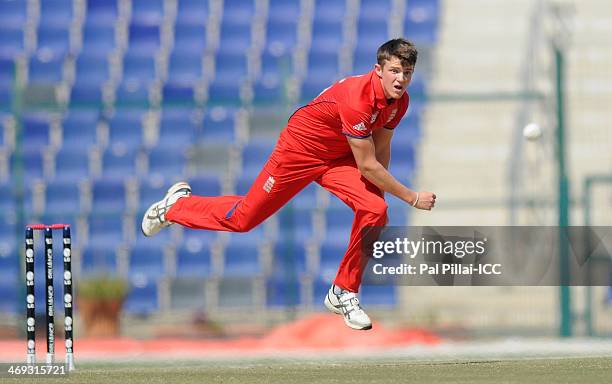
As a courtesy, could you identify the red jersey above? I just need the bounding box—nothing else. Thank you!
[283,70,409,160]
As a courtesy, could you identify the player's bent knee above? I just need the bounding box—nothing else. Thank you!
[360,201,388,222]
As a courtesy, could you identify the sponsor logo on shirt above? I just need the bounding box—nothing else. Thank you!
[263,176,275,193]
[386,108,398,124]
[370,111,379,123]
[352,122,367,131]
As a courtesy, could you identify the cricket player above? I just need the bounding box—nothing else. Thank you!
[142,38,436,330]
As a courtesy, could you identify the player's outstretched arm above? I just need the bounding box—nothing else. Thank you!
[347,136,436,210]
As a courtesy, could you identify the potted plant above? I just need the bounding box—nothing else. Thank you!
[77,276,128,338]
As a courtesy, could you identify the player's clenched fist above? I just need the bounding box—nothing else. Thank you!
[413,191,436,210]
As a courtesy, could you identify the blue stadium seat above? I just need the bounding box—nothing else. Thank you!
[241,139,274,176]
[0,275,18,314]
[0,245,18,281]
[0,59,14,106]
[404,0,440,44]
[101,145,139,179]
[39,0,74,28]
[86,0,119,26]
[70,83,103,107]
[265,19,298,55]
[352,50,376,74]
[54,146,91,182]
[137,177,166,211]
[272,240,307,276]
[290,183,318,210]
[128,23,161,55]
[0,0,27,29]
[173,24,207,55]
[260,51,293,80]
[12,150,45,182]
[22,112,52,148]
[107,109,145,148]
[167,51,203,85]
[124,278,159,314]
[131,0,165,26]
[207,79,242,106]
[223,239,261,277]
[307,51,340,82]
[312,277,333,307]
[122,52,157,83]
[162,83,196,107]
[252,77,284,105]
[129,243,165,280]
[359,284,397,306]
[234,173,257,196]
[114,81,151,106]
[36,26,71,57]
[80,245,119,276]
[188,174,222,196]
[313,0,346,22]
[43,179,82,215]
[147,146,186,179]
[359,0,391,22]
[202,106,237,142]
[354,20,389,57]
[87,215,125,248]
[176,0,209,25]
[276,205,314,243]
[310,20,343,55]
[28,55,65,85]
[61,110,99,148]
[0,27,24,59]
[222,0,255,26]
[158,108,200,147]
[91,178,128,213]
[214,51,248,84]
[176,242,212,278]
[81,24,116,57]
[0,182,14,212]
[75,54,110,86]
[266,277,302,307]
[318,240,345,280]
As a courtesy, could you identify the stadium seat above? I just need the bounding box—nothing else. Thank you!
[101,144,140,179]
[123,52,157,84]
[272,240,307,276]
[124,278,159,314]
[173,24,207,55]
[127,23,161,55]
[167,51,204,85]
[176,0,209,25]
[28,55,65,85]
[266,277,302,307]
[87,215,125,248]
[188,174,222,196]
[265,18,298,56]
[114,81,151,107]
[43,179,82,215]
[176,242,212,278]
[107,109,145,148]
[202,106,237,142]
[0,275,18,314]
[313,0,346,23]
[80,245,119,276]
[359,284,398,307]
[0,0,27,29]
[147,146,187,179]
[0,27,24,59]
[36,26,71,58]
[158,108,200,147]
[70,83,104,107]
[310,20,344,55]
[318,240,345,281]
[81,24,117,57]
[404,0,440,44]
[61,110,99,148]
[39,0,74,28]
[74,54,110,86]
[54,146,91,182]
[241,139,274,176]
[85,0,119,27]
[162,83,197,107]
[137,177,167,211]
[13,149,46,183]
[276,205,314,243]
[129,242,166,280]
[0,245,18,281]
[223,241,261,277]
[131,0,165,26]
[91,178,128,213]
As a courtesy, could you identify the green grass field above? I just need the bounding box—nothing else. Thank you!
[12,357,612,384]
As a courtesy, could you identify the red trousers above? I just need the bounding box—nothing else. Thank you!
[166,132,388,292]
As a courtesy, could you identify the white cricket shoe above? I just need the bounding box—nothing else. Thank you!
[141,181,192,237]
[324,286,372,330]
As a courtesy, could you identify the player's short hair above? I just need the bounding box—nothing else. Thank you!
[377,38,418,68]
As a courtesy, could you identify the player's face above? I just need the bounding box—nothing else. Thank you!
[375,57,414,100]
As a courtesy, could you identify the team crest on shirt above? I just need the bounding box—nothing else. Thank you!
[370,111,379,123]
[352,122,367,131]
[386,108,398,123]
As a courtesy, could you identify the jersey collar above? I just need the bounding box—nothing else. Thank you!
[370,70,394,110]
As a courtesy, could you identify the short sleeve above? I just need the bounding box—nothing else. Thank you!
[383,95,409,130]
[339,103,372,138]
